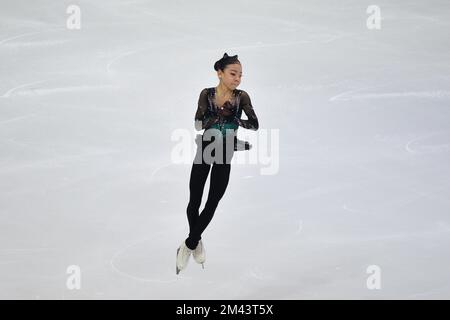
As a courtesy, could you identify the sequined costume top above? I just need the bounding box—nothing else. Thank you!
[194,87,259,136]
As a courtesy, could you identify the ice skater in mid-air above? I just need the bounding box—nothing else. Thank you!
[176,53,259,274]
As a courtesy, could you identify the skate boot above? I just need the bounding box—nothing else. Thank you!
[193,240,206,269]
[176,241,193,275]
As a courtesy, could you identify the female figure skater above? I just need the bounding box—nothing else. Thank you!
[176,53,259,274]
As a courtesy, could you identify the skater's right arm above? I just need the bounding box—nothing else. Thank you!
[194,88,219,131]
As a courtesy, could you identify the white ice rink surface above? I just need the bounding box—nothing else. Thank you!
[1,0,449,299]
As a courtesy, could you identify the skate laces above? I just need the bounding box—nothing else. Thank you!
[181,243,192,256]
[195,241,203,254]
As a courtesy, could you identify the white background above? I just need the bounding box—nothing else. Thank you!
[1,0,449,299]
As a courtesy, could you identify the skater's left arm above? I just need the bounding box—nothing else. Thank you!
[234,90,259,131]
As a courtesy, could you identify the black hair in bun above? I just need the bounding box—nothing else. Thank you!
[214,52,240,71]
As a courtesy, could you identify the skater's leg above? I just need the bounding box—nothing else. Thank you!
[185,134,214,250]
[186,162,211,240]
[185,162,231,249]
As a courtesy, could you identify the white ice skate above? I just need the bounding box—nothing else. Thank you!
[176,241,193,275]
[193,240,205,269]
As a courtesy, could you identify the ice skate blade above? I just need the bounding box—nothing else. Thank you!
[176,247,180,275]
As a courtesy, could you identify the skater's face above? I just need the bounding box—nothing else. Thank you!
[218,63,242,90]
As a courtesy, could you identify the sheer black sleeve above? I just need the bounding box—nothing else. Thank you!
[194,88,219,131]
[235,90,259,130]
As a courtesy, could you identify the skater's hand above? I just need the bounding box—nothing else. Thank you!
[234,138,252,151]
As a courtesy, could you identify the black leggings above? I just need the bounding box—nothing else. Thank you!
[185,133,235,250]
